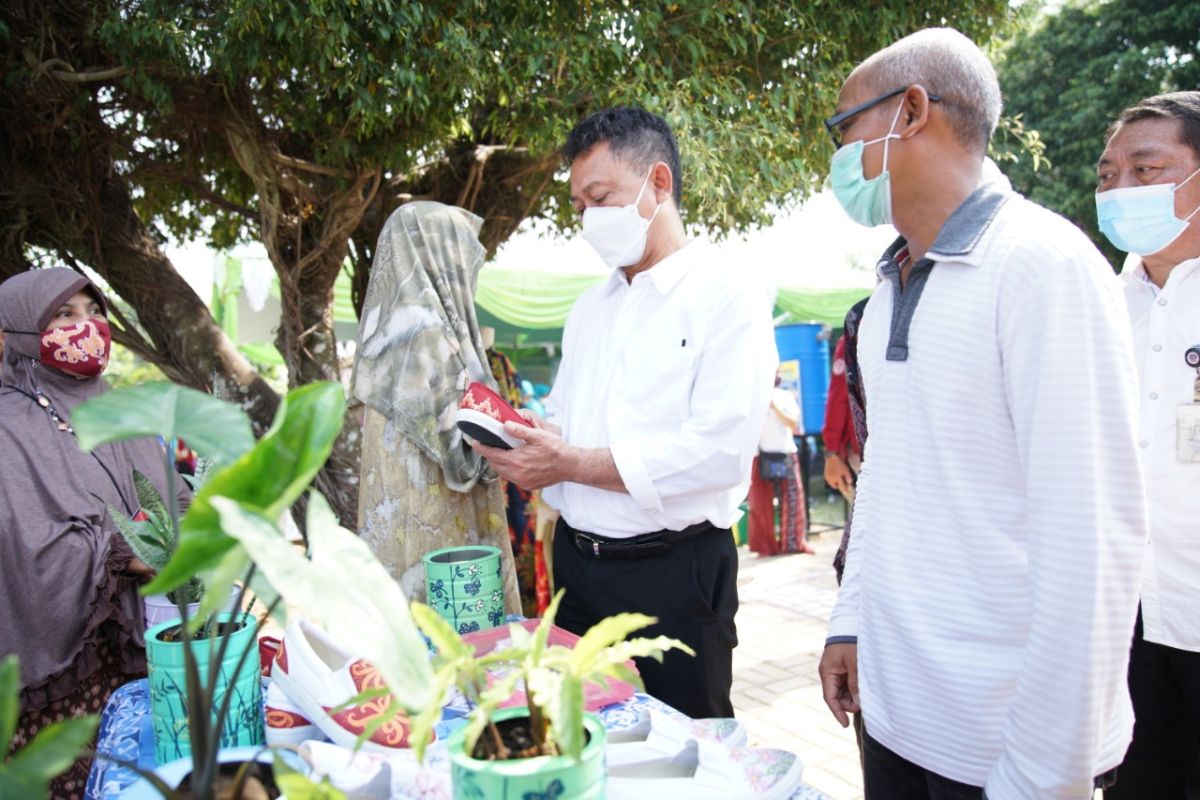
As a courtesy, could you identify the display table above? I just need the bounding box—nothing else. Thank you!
[86,678,833,799]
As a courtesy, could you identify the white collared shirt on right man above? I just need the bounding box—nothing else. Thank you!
[1122,253,1200,652]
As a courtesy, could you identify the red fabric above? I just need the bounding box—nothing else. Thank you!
[460,380,530,427]
[822,336,860,459]
[534,538,550,615]
[747,454,811,556]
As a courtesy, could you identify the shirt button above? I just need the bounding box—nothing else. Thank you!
[1140,440,1150,448]
[1149,392,1159,400]
[1157,298,1168,306]
[1153,344,1163,352]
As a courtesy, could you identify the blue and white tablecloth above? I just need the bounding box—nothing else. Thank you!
[85,679,833,799]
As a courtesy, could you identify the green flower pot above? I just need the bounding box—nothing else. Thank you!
[424,545,505,633]
[448,707,606,800]
[145,612,263,764]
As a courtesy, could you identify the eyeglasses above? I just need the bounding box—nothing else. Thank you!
[824,86,941,149]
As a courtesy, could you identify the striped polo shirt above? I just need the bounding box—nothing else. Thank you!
[828,179,1147,798]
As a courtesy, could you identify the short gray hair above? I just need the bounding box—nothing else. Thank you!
[852,28,1002,152]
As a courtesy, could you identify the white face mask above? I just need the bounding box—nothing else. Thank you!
[580,167,663,268]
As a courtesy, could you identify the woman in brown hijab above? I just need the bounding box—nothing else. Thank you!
[0,268,187,799]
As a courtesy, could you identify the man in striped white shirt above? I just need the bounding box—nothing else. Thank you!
[817,29,1147,799]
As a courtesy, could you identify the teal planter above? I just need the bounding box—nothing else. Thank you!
[145,612,263,764]
[424,545,505,634]
[449,707,606,800]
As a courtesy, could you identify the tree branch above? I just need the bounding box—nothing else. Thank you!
[274,152,355,178]
[49,66,133,84]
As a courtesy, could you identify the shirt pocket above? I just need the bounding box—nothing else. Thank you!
[620,345,700,424]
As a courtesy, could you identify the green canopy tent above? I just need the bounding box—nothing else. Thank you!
[472,264,871,347]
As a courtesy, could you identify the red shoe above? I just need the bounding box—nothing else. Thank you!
[456,381,532,450]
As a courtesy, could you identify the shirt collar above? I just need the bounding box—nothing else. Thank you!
[924,180,1013,264]
[603,240,696,296]
[873,180,1013,278]
[1121,252,1200,291]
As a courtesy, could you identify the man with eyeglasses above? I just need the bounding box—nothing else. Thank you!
[816,28,1146,799]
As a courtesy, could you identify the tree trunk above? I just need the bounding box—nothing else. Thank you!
[223,118,385,526]
[357,407,522,615]
[1,117,281,434]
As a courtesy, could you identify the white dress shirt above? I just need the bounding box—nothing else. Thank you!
[1123,254,1200,652]
[542,240,777,538]
[759,388,800,454]
[828,183,1147,798]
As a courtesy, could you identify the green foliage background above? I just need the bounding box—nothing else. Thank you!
[997,0,1200,267]
[96,0,1015,246]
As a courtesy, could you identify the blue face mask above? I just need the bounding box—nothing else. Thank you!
[1095,165,1200,256]
[829,101,904,228]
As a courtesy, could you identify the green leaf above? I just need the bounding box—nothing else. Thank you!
[211,493,433,715]
[146,382,345,595]
[567,612,660,673]
[410,603,472,663]
[272,753,347,799]
[108,505,170,573]
[2,715,99,795]
[550,674,584,760]
[72,382,253,467]
[132,470,169,526]
[0,655,18,755]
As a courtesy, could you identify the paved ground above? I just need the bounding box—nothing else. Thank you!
[731,521,865,800]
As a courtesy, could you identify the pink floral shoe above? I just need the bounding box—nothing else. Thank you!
[606,708,747,766]
[607,738,803,800]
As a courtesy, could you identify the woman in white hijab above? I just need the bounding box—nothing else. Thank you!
[351,201,521,611]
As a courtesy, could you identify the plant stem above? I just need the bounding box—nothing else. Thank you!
[165,448,212,800]
[205,573,275,770]
[486,720,509,760]
[527,676,545,751]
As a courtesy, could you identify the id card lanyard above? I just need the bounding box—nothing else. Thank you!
[1179,346,1200,463]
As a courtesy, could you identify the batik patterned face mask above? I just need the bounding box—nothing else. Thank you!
[39,317,112,377]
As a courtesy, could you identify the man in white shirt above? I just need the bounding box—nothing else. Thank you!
[1094,91,1200,799]
[472,107,777,717]
[816,29,1147,799]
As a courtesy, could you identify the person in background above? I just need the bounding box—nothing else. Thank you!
[0,268,188,800]
[816,28,1146,798]
[747,371,814,556]
[823,297,869,584]
[472,106,777,718]
[1094,90,1200,800]
[821,336,860,504]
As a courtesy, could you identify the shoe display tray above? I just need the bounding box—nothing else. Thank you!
[461,619,638,711]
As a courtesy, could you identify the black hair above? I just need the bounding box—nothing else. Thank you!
[563,106,683,206]
[1108,91,1200,164]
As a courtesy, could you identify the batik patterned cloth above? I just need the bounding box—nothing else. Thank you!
[832,298,869,583]
[350,201,494,494]
[89,669,834,799]
[746,453,810,556]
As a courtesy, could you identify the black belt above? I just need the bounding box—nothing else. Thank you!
[559,519,718,560]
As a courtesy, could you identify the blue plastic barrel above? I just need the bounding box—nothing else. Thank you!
[774,323,830,435]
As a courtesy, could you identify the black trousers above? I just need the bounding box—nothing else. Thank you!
[863,727,984,800]
[1105,611,1200,800]
[551,518,738,719]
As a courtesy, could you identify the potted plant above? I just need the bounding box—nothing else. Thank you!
[0,655,99,797]
[72,379,350,798]
[216,488,693,800]
[407,590,691,800]
[107,469,216,628]
[235,501,696,799]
